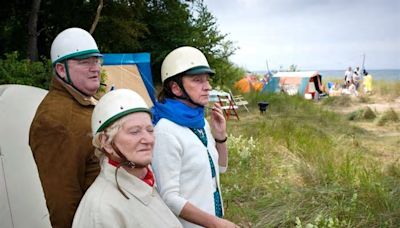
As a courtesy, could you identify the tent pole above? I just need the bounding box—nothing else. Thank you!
[361,53,366,71]
[266,58,270,73]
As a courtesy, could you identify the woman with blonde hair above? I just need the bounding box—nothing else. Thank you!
[73,89,182,228]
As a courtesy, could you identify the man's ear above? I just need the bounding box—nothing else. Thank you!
[170,81,183,97]
[55,63,66,79]
[99,133,114,155]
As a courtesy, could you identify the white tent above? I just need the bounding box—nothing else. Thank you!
[0,85,51,228]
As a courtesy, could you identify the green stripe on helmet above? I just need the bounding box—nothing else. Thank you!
[96,108,152,133]
[52,49,101,66]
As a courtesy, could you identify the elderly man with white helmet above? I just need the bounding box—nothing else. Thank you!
[72,89,182,227]
[152,46,237,227]
[29,27,102,228]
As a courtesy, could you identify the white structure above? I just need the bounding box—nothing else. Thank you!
[0,85,51,228]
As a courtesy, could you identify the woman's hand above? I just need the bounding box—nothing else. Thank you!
[210,102,229,168]
[214,217,239,228]
[210,102,227,140]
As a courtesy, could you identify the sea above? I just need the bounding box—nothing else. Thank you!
[254,69,400,81]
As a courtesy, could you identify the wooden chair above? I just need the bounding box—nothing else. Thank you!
[229,90,249,112]
[217,95,239,120]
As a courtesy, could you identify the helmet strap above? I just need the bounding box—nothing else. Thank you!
[64,61,72,84]
[55,61,94,97]
[108,141,147,200]
[174,77,204,108]
[114,164,130,199]
[110,141,147,169]
[111,142,135,168]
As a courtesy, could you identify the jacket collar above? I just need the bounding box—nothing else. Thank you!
[100,157,155,205]
[51,76,98,106]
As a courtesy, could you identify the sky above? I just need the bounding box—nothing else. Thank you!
[202,0,400,71]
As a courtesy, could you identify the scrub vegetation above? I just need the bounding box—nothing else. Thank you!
[220,85,400,227]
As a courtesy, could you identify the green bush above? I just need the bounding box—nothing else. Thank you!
[347,107,376,121]
[363,106,377,120]
[347,109,363,121]
[377,108,399,126]
[0,52,52,89]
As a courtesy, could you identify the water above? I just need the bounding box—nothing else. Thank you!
[319,69,400,81]
[254,69,400,81]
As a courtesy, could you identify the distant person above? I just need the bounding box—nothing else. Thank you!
[72,89,182,228]
[152,46,236,227]
[344,67,353,87]
[355,66,362,80]
[342,82,358,97]
[363,70,373,94]
[348,82,358,96]
[352,70,361,90]
[313,73,326,96]
[29,27,102,228]
[327,82,341,96]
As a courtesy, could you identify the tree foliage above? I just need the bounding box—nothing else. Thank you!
[0,52,52,89]
[0,0,244,89]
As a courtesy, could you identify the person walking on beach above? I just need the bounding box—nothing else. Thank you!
[151,46,237,228]
[363,70,373,94]
[29,27,102,228]
[344,67,353,88]
[353,69,361,90]
[355,67,362,79]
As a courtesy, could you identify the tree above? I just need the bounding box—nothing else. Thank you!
[93,0,148,53]
[89,0,104,34]
[189,0,243,88]
[137,0,196,82]
[1,0,244,90]
[27,0,42,61]
[0,0,31,58]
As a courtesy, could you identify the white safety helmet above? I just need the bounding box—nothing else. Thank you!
[92,89,151,136]
[50,27,102,65]
[161,46,215,83]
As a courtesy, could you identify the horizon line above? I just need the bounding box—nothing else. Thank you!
[250,68,400,72]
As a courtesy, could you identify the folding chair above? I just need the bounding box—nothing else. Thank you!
[217,95,239,120]
[229,90,249,112]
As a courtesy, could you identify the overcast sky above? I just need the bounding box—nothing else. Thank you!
[203,0,400,71]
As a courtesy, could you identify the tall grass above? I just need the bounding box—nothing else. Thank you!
[373,80,400,99]
[376,108,399,126]
[221,93,400,227]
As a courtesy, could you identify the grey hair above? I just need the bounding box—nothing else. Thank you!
[92,116,127,158]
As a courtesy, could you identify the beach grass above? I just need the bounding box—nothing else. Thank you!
[376,108,399,126]
[220,84,400,227]
[373,80,400,99]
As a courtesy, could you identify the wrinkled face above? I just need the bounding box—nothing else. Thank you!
[181,74,212,106]
[56,57,102,96]
[113,112,154,166]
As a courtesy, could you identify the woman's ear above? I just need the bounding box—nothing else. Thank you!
[55,62,67,79]
[99,133,114,154]
[170,81,183,97]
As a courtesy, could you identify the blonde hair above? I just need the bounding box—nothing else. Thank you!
[92,116,127,158]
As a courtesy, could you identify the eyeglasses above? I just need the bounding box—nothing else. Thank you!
[70,57,103,67]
